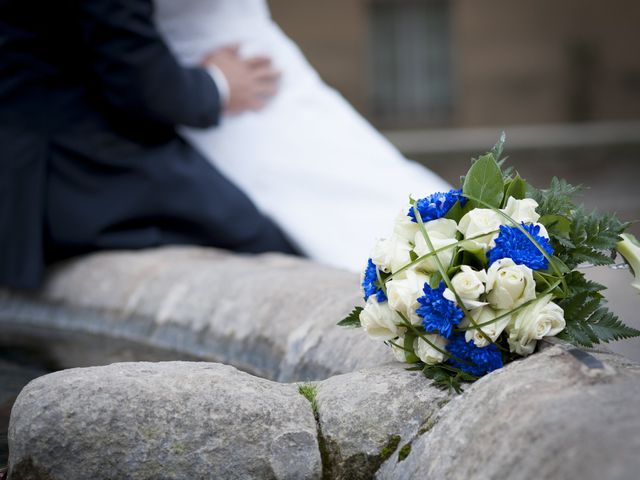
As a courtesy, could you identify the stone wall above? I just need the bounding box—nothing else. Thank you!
[0,247,392,382]
[2,247,640,479]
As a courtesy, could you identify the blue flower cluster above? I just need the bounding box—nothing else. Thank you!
[408,189,467,223]
[362,259,387,302]
[416,282,464,338]
[488,223,554,271]
[446,332,503,376]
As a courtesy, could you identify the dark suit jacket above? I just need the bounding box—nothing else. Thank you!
[0,0,296,289]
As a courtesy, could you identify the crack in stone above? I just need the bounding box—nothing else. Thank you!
[297,383,330,479]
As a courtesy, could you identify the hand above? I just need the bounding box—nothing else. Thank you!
[202,45,280,113]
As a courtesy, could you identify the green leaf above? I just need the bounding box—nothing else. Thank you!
[337,306,363,328]
[564,271,606,296]
[462,154,504,209]
[530,177,582,218]
[498,157,514,178]
[561,292,595,320]
[558,287,640,347]
[422,365,478,394]
[571,248,614,266]
[548,256,571,275]
[429,271,443,289]
[444,200,463,222]
[540,214,574,250]
[540,214,571,235]
[558,321,598,347]
[560,306,640,347]
[489,131,506,162]
[503,175,526,203]
[533,271,556,290]
[403,333,420,363]
[588,308,640,343]
[553,207,628,270]
[405,366,423,372]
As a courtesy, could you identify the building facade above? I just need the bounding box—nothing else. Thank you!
[270,0,640,129]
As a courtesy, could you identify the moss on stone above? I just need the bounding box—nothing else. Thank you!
[379,435,401,462]
[297,382,330,479]
[398,443,412,462]
[418,416,437,436]
[297,383,318,414]
[171,442,186,456]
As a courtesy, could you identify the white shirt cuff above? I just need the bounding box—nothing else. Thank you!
[206,65,230,105]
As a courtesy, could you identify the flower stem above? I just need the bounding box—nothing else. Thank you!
[412,205,495,346]
[387,230,499,281]
[458,279,562,331]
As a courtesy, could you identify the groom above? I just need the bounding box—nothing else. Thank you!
[0,0,296,289]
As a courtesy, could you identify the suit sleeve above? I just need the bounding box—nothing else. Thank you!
[79,0,221,128]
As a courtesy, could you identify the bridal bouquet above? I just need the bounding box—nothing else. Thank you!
[339,135,640,392]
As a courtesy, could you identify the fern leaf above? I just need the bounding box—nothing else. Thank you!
[532,177,582,217]
[560,319,598,347]
[564,271,606,294]
[588,308,640,343]
[337,306,363,328]
[571,248,614,266]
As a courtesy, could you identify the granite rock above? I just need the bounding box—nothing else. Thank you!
[314,364,449,479]
[376,344,640,480]
[0,247,393,382]
[8,362,321,480]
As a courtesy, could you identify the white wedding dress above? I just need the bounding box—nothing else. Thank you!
[154,0,450,272]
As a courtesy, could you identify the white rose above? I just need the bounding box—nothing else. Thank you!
[359,297,404,341]
[501,196,540,224]
[463,306,511,348]
[413,218,458,272]
[443,266,488,309]
[485,258,536,310]
[391,336,409,362]
[413,335,447,365]
[393,210,420,243]
[386,269,430,325]
[507,295,565,356]
[370,234,412,273]
[458,208,503,252]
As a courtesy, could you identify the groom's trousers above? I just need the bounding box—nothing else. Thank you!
[0,106,298,290]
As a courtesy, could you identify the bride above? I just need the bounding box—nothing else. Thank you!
[153,0,450,272]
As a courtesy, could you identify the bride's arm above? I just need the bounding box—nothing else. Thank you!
[79,0,221,128]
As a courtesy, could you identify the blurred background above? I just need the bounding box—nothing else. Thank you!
[270,0,640,360]
[272,0,640,129]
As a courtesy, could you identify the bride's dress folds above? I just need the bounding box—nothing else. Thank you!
[154,0,450,272]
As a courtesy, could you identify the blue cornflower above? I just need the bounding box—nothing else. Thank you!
[362,259,387,302]
[446,332,503,376]
[408,189,467,223]
[416,282,464,338]
[488,223,554,271]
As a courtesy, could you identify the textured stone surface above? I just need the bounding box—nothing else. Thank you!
[4,247,640,479]
[8,362,321,480]
[0,247,393,382]
[0,357,48,467]
[376,344,640,480]
[7,347,640,479]
[314,364,449,480]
